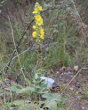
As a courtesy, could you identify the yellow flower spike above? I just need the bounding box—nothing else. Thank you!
[32,31,37,38]
[32,2,45,41]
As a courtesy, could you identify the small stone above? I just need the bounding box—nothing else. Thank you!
[56,71,59,74]
[70,87,74,91]
[82,106,85,110]
[74,65,79,71]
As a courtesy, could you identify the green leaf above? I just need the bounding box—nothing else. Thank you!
[17,87,35,94]
[42,93,64,110]
[18,103,42,110]
[42,93,61,101]
[12,100,28,105]
[4,102,12,107]
[7,84,23,92]
[44,100,57,110]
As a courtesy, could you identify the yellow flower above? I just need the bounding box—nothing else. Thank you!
[40,28,44,39]
[33,6,42,14]
[36,19,43,25]
[33,8,39,14]
[35,15,43,25]
[35,15,42,20]
[32,25,36,29]
[40,28,44,35]
[38,6,43,11]
[32,31,37,38]
[40,35,44,39]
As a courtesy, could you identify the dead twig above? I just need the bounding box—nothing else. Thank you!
[65,68,82,89]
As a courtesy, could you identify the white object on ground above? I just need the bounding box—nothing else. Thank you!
[74,65,79,71]
[35,74,57,88]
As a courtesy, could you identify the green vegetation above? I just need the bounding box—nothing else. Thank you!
[0,0,88,110]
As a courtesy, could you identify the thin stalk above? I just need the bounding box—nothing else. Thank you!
[7,15,28,84]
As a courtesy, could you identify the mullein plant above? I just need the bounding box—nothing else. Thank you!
[32,3,58,90]
[32,2,45,68]
[32,2,47,88]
